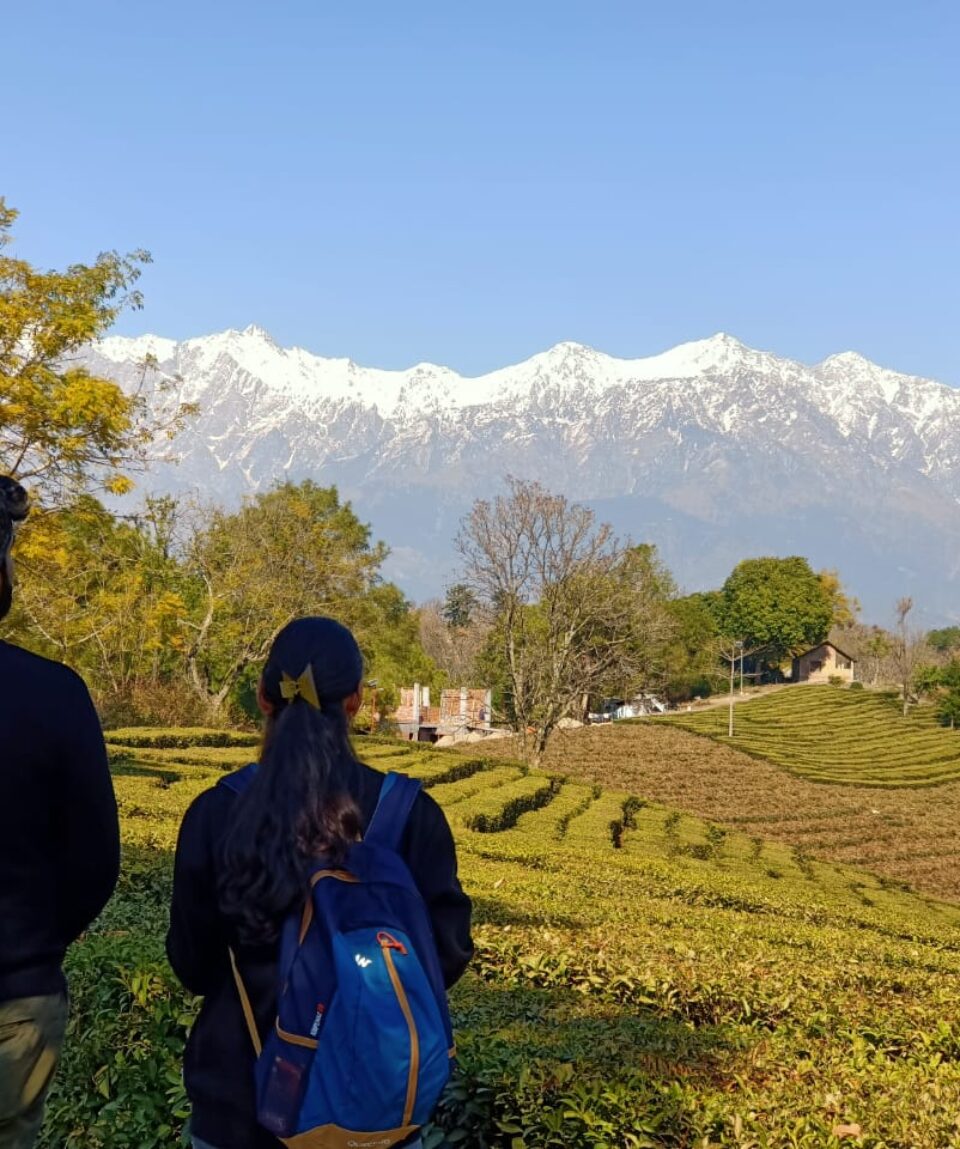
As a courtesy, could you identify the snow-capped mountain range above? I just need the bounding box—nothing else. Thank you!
[85,327,960,621]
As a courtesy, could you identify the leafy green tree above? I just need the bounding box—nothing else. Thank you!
[663,592,722,701]
[356,583,441,720]
[717,556,832,670]
[914,663,944,700]
[442,583,477,629]
[183,481,388,716]
[928,626,960,654]
[0,200,193,504]
[916,659,960,729]
[940,659,960,728]
[938,691,960,729]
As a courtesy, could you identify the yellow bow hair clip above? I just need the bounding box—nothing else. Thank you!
[279,665,321,709]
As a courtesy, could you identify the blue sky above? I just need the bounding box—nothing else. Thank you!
[4,1,959,380]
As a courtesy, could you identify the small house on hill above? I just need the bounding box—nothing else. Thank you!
[791,642,856,684]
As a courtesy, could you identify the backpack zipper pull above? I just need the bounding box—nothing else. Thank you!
[376,931,408,955]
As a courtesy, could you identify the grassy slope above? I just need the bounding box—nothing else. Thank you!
[45,728,960,1148]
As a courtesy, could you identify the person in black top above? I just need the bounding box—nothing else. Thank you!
[166,616,473,1149]
[0,477,120,1149]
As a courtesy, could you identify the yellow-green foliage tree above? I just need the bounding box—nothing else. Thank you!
[819,567,860,628]
[7,495,192,721]
[0,199,191,503]
[182,480,431,717]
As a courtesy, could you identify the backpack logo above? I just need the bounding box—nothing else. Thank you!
[354,954,373,969]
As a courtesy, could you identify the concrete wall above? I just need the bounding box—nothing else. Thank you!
[396,684,491,729]
[439,687,492,729]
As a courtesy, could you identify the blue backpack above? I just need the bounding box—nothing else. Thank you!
[220,766,455,1148]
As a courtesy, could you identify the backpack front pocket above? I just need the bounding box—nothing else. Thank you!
[296,927,448,1134]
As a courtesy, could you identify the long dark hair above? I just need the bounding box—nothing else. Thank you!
[219,617,364,945]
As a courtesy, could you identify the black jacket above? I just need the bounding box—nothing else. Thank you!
[0,641,120,1001]
[166,757,473,1149]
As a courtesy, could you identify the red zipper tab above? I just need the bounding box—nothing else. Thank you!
[376,930,408,955]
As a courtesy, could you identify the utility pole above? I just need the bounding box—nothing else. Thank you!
[728,650,735,737]
[721,639,746,738]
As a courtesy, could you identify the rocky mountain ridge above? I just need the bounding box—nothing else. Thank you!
[84,329,960,621]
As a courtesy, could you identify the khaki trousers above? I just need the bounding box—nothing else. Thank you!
[0,994,68,1149]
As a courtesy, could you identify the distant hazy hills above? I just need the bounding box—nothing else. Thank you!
[85,327,960,622]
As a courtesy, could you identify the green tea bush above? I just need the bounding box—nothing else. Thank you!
[43,726,960,1148]
[666,685,960,786]
[553,787,596,839]
[41,935,196,1149]
[463,776,562,833]
[106,728,260,749]
[110,745,252,770]
[420,757,494,789]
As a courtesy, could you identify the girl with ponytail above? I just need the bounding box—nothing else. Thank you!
[167,618,473,1149]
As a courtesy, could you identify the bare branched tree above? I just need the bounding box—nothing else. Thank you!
[457,479,675,762]
[418,599,489,685]
[893,597,928,716]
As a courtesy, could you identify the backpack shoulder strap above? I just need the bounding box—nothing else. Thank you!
[218,762,258,795]
[364,771,422,852]
[228,947,263,1057]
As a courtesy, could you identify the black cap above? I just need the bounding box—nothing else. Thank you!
[262,617,364,709]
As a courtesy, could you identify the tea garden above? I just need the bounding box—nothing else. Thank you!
[40,709,960,1149]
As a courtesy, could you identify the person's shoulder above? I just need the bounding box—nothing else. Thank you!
[408,782,451,836]
[187,773,246,817]
[355,761,447,831]
[0,640,91,697]
[177,774,244,843]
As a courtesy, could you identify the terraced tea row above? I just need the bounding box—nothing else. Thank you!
[475,718,960,902]
[56,726,960,1148]
[665,685,960,786]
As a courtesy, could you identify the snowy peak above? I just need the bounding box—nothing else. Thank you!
[96,332,178,364]
[820,350,875,370]
[647,331,753,375]
[240,323,276,342]
[79,328,960,619]
[90,329,960,431]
